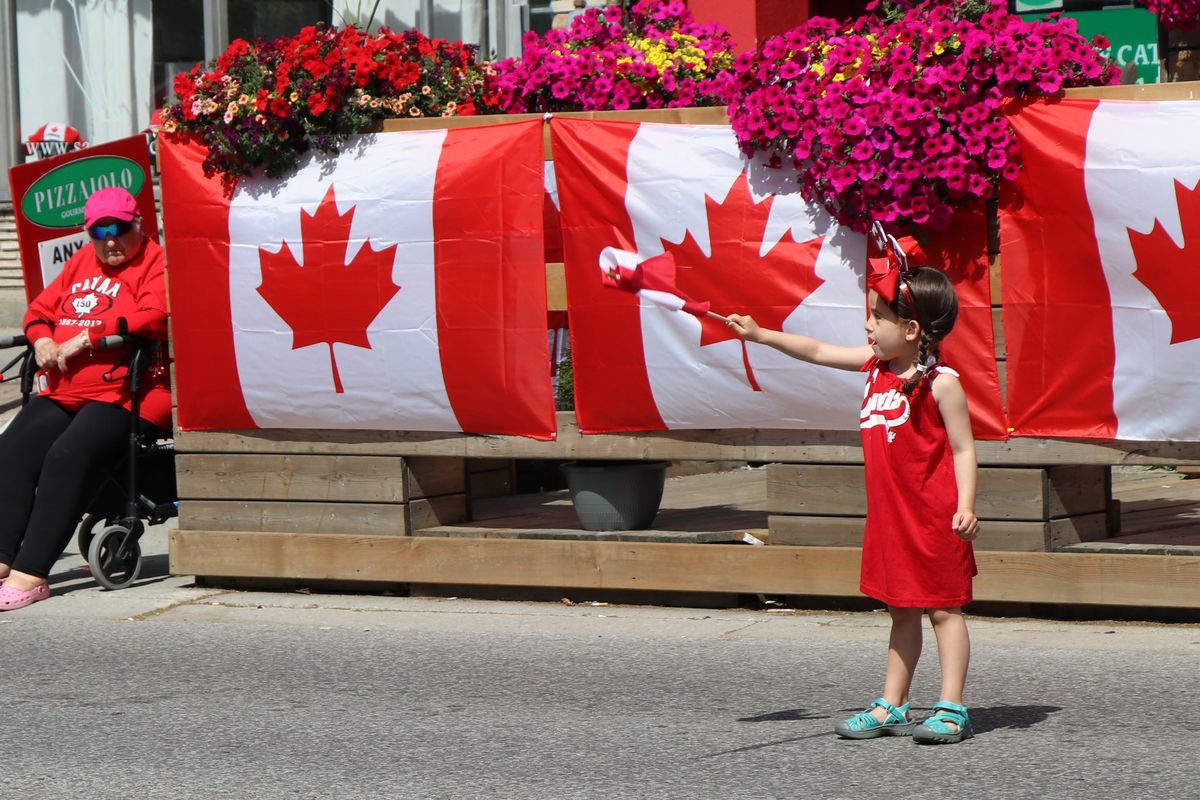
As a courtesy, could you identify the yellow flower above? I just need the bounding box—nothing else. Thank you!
[289,92,299,102]
[810,63,826,78]
[933,41,946,55]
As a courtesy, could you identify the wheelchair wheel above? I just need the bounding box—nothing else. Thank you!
[87,524,142,590]
[76,513,105,560]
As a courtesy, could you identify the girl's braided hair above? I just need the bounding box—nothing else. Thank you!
[890,266,959,397]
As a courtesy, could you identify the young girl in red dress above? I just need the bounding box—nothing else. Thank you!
[727,261,979,746]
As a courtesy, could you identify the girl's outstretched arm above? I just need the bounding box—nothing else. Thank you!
[932,371,979,541]
[725,314,872,372]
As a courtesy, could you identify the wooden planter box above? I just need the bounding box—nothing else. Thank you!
[168,94,1200,609]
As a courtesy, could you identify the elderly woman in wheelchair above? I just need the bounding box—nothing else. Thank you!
[0,187,171,610]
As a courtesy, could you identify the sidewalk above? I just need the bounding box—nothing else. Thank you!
[22,516,1200,655]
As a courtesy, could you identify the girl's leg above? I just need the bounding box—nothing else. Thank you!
[870,605,923,723]
[5,402,131,590]
[927,606,971,730]
[0,398,74,576]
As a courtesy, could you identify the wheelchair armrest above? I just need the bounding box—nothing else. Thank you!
[0,334,29,349]
[96,334,141,350]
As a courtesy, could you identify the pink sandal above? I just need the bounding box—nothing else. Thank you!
[0,583,50,610]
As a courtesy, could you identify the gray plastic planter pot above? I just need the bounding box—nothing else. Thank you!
[561,460,670,531]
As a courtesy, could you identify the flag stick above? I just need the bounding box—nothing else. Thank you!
[705,310,730,323]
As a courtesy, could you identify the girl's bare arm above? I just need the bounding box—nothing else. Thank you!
[932,371,979,541]
[726,314,872,372]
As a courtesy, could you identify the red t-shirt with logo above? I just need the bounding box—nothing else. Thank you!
[858,358,976,608]
[23,237,171,430]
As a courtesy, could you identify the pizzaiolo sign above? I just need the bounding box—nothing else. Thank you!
[20,155,146,229]
[7,134,158,300]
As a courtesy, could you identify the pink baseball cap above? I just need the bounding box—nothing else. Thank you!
[83,187,139,228]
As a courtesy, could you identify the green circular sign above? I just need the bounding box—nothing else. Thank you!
[21,155,146,229]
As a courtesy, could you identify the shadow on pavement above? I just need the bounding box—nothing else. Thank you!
[967,704,1062,734]
[47,553,173,596]
[738,708,829,722]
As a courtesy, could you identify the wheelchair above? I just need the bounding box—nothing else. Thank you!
[0,332,178,590]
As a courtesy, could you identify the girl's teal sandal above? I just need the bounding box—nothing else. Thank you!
[834,698,916,739]
[913,701,974,744]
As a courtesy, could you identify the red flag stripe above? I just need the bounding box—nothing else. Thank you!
[920,205,1008,440]
[159,137,257,430]
[434,120,556,439]
[551,118,663,433]
[1001,98,1117,438]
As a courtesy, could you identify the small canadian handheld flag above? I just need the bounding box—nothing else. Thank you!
[599,248,716,319]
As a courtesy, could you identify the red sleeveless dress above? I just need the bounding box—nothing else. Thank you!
[858,358,977,608]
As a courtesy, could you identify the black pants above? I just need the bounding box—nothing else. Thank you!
[0,397,131,579]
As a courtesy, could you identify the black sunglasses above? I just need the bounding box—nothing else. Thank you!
[88,220,134,240]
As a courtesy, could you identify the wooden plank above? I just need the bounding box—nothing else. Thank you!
[546,262,566,312]
[168,531,1200,608]
[1047,512,1111,550]
[179,500,409,535]
[176,453,410,503]
[404,456,465,500]
[766,464,1106,521]
[407,494,469,530]
[176,413,1200,465]
[992,306,1005,361]
[1046,465,1110,517]
[380,106,729,159]
[1064,81,1200,101]
[989,252,1002,316]
[469,468,513,500]
[768,515,1049,552]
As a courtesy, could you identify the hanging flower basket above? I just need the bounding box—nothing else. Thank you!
[727,0,1119,232]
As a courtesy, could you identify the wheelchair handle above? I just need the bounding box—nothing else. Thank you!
[0,334,29,349]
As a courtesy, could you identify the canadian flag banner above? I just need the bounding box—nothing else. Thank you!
[1002,98,1200,440]
[552,118,1005,436]
[159,121,556,438]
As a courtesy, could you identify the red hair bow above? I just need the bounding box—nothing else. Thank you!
[866,221,925,304]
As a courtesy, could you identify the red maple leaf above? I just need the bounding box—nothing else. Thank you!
[1128,179,1200,345]
[257,185,400,393]
[661,171,825,390]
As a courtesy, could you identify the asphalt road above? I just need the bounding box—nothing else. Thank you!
[4,530,1198,800]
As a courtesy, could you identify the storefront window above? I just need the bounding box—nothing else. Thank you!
[153,0,204,109]
[1166,27,1200,82]
[228,0,331,42]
